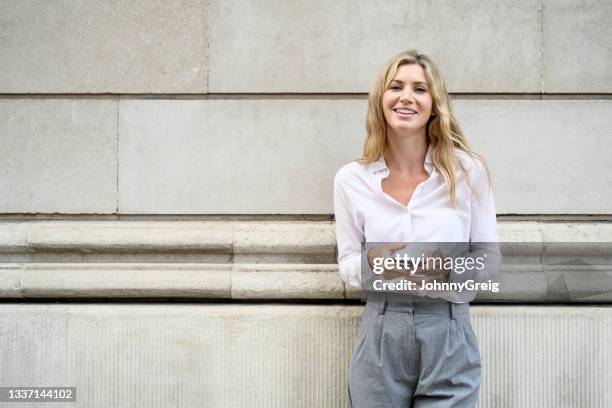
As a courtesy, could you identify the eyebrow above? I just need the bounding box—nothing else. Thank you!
[390,79,429,86]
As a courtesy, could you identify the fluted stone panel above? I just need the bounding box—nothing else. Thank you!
[0,0,208,93]
[0,304,610,407]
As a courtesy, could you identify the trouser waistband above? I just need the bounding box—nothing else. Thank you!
[366,291,469,320]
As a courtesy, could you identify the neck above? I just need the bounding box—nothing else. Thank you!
[384,129,428,174]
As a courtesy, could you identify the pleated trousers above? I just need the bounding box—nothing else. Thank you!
[347,292,482,408]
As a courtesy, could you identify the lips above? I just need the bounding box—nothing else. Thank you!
[393,108,418,119]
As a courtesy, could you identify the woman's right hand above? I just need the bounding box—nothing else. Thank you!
[367,244,446,286]
[367,243,410,280]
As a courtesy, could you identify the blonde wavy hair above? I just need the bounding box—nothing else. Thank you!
[360,50,490,205]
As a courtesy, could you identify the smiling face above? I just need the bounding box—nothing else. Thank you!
[382,63,434,137]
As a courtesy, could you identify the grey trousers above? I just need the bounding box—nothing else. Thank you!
[347,292,481,408]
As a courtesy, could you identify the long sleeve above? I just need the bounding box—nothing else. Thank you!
[469,158,499,244]
[333,170,364,289]
[448,158,502,299]
[467,158,501,281]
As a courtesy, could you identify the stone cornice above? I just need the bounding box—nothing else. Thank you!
[0,221,610,302]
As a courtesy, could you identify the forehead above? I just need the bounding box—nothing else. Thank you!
[391,64,428,83]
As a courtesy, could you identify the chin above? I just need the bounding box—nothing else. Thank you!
[391,123,427,133]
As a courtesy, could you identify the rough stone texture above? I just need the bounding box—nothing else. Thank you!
[208,0,541,93]
[0,304,611,407]
[0,98,117,213]
[454,99,612,214]
[0,0,208,93]
[543,0,612,92]
[118,98,612,214]
[231,264,343,299]
[118,99,364,214]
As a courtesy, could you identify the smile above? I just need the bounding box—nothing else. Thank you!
[393,108,418,118]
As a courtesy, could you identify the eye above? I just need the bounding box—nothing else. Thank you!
[389,85,401,91]
[415,87,428,93]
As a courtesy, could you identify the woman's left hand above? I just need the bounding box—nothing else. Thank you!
[411,249,452,283]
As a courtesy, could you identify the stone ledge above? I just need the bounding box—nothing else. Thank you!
[0,220,610,301]
[1,220,611,256]
[1,263,610,302]
[0,221,336,262]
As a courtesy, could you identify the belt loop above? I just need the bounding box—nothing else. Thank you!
[378,294,387,315]
[450,303,456,320]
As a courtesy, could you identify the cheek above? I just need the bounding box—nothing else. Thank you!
[381,94,392,109]
[381,97,394,120]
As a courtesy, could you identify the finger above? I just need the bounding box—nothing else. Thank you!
[384,242,408,253]
[382,269,410,280]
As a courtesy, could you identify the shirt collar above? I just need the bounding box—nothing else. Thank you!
[369,144,434,175]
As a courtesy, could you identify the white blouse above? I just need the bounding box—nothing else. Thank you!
[333,144,500,303]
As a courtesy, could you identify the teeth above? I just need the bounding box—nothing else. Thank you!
[395,109,417,114]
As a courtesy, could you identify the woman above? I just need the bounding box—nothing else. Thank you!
[334,50,500,407]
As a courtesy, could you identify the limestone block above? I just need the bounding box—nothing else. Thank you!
[209,0,541,92]
[455,99,612,214]
[0,98,117,213]
[543,0,612,92]
[0,0,208,93]
[233,221,336,263]
[118,98,364,214]
[117,98,612,214]
[231,264,343,299]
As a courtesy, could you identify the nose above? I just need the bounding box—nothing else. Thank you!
[399,89,415,103]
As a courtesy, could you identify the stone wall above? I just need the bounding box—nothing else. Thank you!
[1,1,611,407]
